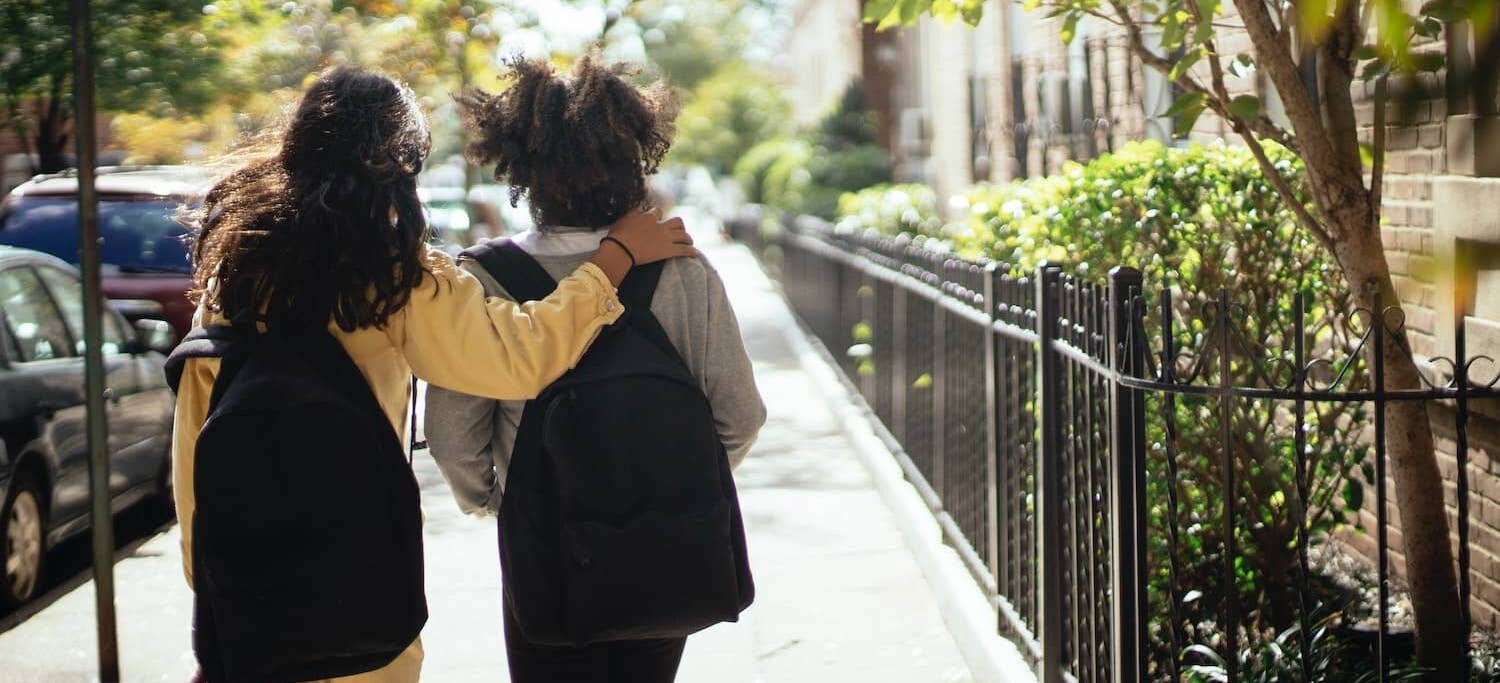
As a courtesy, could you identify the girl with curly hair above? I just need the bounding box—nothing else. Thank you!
[425,55,766,682]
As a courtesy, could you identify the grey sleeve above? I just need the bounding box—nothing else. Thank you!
[698,261,767,468]
[422,258,507,516]
[424,384,503,516]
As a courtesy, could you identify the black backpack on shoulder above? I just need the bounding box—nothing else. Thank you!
[164,317,426,683]
[465,239,754,647]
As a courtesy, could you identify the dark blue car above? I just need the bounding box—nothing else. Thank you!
[0,246,176,607]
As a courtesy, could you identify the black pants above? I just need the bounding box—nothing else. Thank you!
[503,601,687,683]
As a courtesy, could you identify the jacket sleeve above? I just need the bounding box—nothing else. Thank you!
[391,249,623,400]
[697,260,767,468]
[171,355,220,587]
[423,379,504,517]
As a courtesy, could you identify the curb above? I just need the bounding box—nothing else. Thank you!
[748,248,1038,683]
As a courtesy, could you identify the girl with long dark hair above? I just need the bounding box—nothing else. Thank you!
[172,67,694,683]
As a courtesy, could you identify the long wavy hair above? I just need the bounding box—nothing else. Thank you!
[457,54,677,229]
[188,67,432,331]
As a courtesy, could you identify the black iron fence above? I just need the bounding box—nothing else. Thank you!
[728,211,1500,682]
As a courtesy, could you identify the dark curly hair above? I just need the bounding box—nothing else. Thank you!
[188,67,432,331]
[458,54,677,229]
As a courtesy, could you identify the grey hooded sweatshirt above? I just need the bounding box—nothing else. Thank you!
[423,227,767,516]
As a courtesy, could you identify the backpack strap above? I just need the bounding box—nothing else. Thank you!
[617,260,663,316]
[163,325,240,395]
[462,238,559,303]
[617,261,684,365]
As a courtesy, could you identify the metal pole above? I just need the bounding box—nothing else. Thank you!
[1034,263,1064,683]
[982,263,1001,595]
[1107,266,1146,683]
[69,0,120,679]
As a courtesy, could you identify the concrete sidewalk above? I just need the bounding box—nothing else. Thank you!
[0,237,974,682]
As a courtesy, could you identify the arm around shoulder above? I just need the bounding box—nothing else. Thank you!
[393,250,624,401]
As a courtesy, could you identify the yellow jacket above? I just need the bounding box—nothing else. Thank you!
[170,249,624,584]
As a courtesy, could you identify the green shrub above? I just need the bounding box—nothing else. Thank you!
[873,140,1372,672]
[834,183,945,237]
[1184,613,1430,682]
[795,82,890,220]
[760,140,813,213]
[671,64,792,175]
[801,144,891,219]
[731,81,890,219]
[734,138,802,205]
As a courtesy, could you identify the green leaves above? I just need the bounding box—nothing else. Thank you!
[1060,12,1082,44]
[1296,0,1339,47]
[1228,95,1261,121]
[862,0,920,31]
[1411,51,1446,72]
[863,0,900,23]
[1166,92,1209,139]
[1169,47,1203,81]
[674,65,793,174]
[864,0,986,31]
[930,0,988,26]
[0,0,222,158]
[1193,0,1221,44]
[1228,54,1257,79]
[1342,479,1365,511]
[1420,0,1471,22]
[1361,59,1393,82]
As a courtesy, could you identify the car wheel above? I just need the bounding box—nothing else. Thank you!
[1,475,45,608]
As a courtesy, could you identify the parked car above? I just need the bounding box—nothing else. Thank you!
[0,246,176,607]
[0,166,212,337]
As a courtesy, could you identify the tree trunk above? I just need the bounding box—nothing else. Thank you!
[858,2,898,153]
[1331,214,1464,677]
[34,94,70,173]
[35,131,68,173]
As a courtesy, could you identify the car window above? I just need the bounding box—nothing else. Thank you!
[0,267,74,362]
[35,266,126,355]
[0,197,192,274]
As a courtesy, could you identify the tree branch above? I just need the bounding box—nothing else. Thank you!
[1317,0,1366,178]
[1187,0,1231,102]
[1092,0,1301,154]
[1231,0,1341,171]
[1370,74,1388,225]
[1233,116,1336,251]
[1194,3,1329,249]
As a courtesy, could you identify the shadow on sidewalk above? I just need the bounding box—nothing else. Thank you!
[0,504,171,636]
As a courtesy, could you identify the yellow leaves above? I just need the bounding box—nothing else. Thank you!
[112,106,236,165]
[1296,0,1342,48]
[862,0,987,31]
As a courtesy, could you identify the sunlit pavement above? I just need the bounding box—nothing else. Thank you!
[0,235,972,683]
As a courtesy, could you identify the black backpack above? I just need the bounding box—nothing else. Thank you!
[466,239,754,647]
[164,317,426,683]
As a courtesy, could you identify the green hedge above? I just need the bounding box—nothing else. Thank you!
[731,82,889,220]
[834,183,945,238]
[834,140,1379,674]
